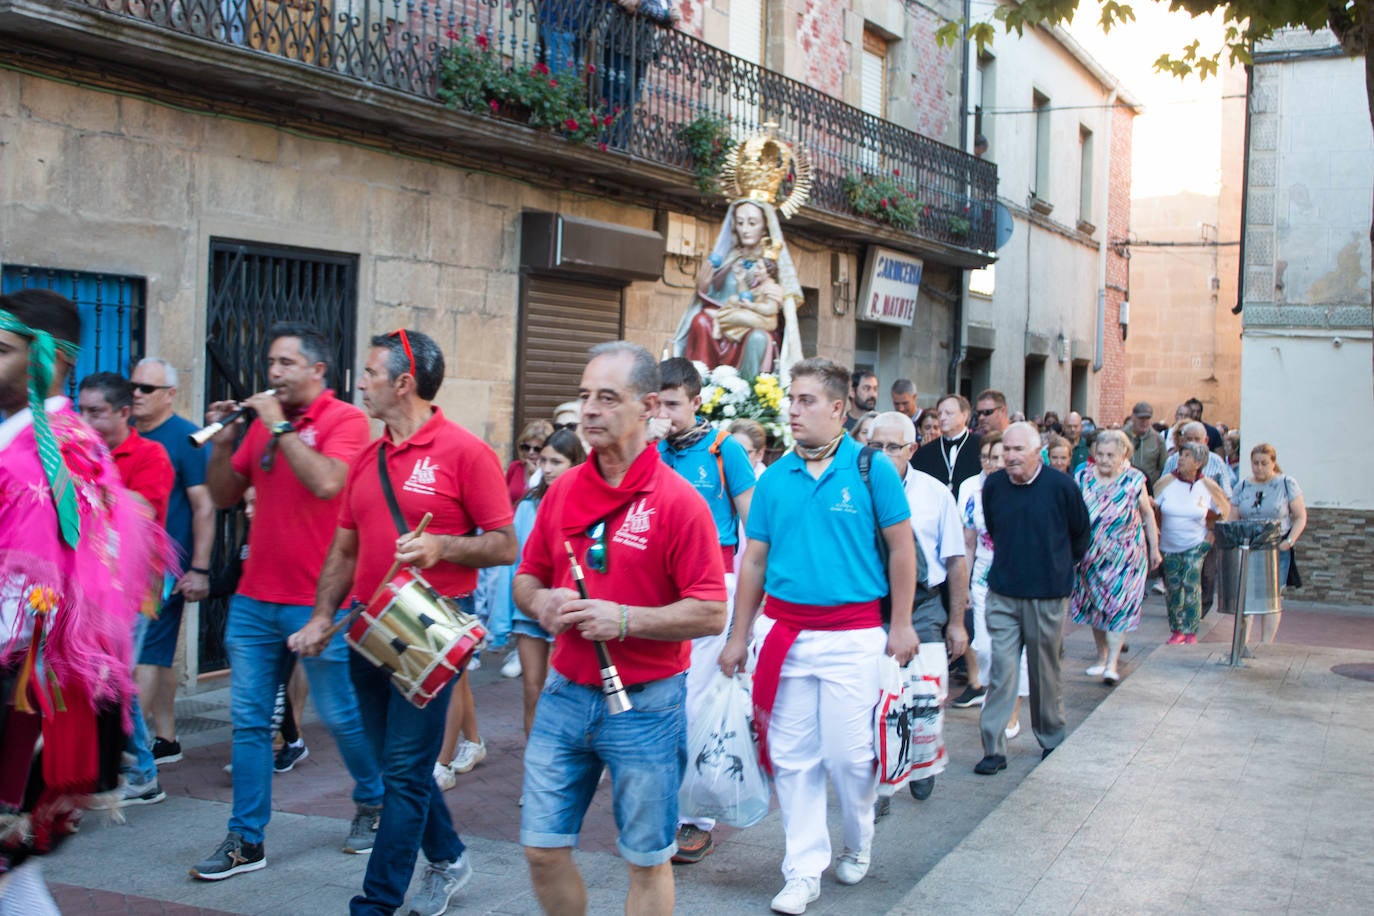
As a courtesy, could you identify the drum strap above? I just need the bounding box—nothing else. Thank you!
[377,446,410,535]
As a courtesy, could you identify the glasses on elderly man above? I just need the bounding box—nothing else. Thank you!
[866,440,912,454]
[132,383,172,395]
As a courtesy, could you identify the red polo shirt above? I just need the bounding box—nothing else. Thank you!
[231,390,370,605]
[110,428,174,525]
[339,407,514,601]
[518,448,726,688]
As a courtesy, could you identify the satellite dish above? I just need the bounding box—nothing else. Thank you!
[995,203,1014,250]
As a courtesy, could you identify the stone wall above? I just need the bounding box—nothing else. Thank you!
[1290,508,1374,605]
[1098,102,1133,424]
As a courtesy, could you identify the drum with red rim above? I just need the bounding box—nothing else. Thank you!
[345,568,485,708]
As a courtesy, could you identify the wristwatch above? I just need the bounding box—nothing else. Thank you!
[270,420,295,438]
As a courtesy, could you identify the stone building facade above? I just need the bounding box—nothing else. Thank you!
[1,0,992,673]
[1239,28,1373,604]
[958,23,1136,421]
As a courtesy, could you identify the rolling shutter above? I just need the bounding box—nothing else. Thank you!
[518,275,624,429]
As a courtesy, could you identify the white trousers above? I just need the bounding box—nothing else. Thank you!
[755,616,884,881]
[971,582,1029,697]
[681,571,736,832]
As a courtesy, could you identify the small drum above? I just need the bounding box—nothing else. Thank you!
[346,568,486,708]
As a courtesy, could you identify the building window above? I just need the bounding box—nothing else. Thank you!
[1031,90,1051,205]
[729,0,765,66]
[1078,125,1095,230]
[1071,361,1089,414]
[1,265,146,397]
[861,27,888,118]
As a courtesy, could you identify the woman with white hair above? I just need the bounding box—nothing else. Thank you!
[1154,442,1230,644]
[1070,430,1161,683]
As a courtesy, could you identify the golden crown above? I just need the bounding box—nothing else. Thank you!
[720,122,813,219]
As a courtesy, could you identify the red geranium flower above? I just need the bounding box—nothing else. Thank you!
[490,99,500,113]
[880,199,888,209]
[893,168,901,177]
[565,118,580,131]
[598,141,608,152]
[533,62,550,76]
[446,29,460,41]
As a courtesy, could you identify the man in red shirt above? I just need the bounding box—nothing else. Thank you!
[192,323,383,881]
[77,371,175,808]
[514,341,727,916]
[292,328,517,916]
[78,372,173,524]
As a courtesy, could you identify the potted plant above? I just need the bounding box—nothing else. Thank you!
[677,115,737,195]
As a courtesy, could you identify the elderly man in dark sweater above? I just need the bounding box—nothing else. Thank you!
[974,422,1091,774]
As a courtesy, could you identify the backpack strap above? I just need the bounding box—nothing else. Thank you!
[858,446,928,590]
[709,429,737,527]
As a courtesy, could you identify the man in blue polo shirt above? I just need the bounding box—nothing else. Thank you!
[720,357,917,916]
[655,357,755,865]
[131,357,214,765]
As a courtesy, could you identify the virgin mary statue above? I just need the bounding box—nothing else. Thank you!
[672,125,810,382]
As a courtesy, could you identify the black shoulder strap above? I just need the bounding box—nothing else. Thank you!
[376,445,410,535]
[858,446,928,588]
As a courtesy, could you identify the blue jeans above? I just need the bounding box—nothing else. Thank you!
[123,614,157,785]
[347,597,471,915]
[225,596,383,845]
[521,671,686,866]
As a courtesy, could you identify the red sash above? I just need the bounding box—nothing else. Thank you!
[752,596,882,774]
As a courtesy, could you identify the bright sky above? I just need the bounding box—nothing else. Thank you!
[1062,1,1239,198]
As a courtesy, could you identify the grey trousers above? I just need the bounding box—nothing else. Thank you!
[979,591,1068,757]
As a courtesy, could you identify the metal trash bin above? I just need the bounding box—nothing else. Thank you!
[1214,520,1282,616]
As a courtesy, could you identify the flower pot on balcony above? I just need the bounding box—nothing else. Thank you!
[492,102,533,124]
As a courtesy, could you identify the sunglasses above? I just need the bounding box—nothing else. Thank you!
[387,328,416,378]
[519,443,543,455]
[133,383,172,394]
[974,407,1000,418]
[553,421,578,432]
[585,521,608,574]
[866,440,911,454]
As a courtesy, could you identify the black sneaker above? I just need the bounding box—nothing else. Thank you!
[151,737,183,765]
[190,832,266,880]
[949,685,987,708]
[344,803,382,854]
[274,741,309,773]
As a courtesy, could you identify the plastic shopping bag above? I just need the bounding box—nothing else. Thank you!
[679,673,772,828]
[874,642,949,788]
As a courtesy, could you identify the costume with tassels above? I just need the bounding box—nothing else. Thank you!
[0,308,174,872]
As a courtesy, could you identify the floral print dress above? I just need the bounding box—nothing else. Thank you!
[1070,466,1149,633]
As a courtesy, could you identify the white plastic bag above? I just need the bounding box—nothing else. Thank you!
[678,672,772,828]
[874,642,949,788]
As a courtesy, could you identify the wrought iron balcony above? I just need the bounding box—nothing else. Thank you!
[53,0,996,256]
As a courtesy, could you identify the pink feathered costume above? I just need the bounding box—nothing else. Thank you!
[1,398,173,868]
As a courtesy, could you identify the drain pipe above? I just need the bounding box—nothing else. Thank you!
[948,0,974,395]
[1093,86,1119,372]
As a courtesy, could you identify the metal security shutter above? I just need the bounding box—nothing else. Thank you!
[518,275,624,430]
[861,30,887,118]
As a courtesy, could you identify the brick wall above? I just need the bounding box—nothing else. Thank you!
[1291,508,1374,604]
[1099,103,1134,423]
[797,0,847,98]
[902,6,955,141]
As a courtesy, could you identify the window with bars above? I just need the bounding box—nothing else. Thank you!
[1,265,147,395]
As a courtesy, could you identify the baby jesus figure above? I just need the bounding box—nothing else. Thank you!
[713,257,782,344]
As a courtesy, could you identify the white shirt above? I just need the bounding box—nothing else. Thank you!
[902,468,966,587]
[1157,477,1219,553]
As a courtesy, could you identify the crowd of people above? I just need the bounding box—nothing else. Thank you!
[1,299,1307,915]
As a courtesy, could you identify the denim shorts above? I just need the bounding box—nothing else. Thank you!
[520,670,686,866]
[511,616,553,643]
[138,592,185,667]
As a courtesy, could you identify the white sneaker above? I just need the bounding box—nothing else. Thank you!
[1085,664,1106,677]
[1005,720,1021,740]
[834,847,871,885]
[1151,582,1166,595]
[501,652,522,679]
[451,739,487,774]
[433,760,457,792]
[770,877,820,914]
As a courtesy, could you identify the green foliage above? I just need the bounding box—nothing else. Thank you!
[933,0,1364,81]
[436,34,615,147]
[677,116,737,195]
[843,171,923,231]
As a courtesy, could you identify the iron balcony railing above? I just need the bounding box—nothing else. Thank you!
[80,0,997,252]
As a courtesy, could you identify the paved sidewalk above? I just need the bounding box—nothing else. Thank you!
[34,598,1374,914]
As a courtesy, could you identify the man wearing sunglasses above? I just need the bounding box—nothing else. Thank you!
[973,389,1009,436]
[514,341,727,916]
[194,323,383,882]
[292,328,516,916]
[129,357,214,768]
[655,356,756,864]
[719,357,918,915]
